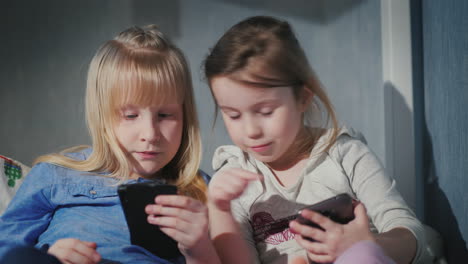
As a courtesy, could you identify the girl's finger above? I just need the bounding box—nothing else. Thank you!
[210,168,261,190]
[81,241,98,249]
[146,204,191,220]
[73,242,100,261]
[289,220,326,242]
[307,252,334,264]
[159,226,196,247]
[154,195,205,212]
[229,168,263,181]
[211,171,255,195]
[67,242,100,264]
[158,223,208,249]
[148,215,190,230]
[54,239,101,264]
[54,248,96,264]
[300,209,337,231]
[208,181,247,204]
[294,235,329,255]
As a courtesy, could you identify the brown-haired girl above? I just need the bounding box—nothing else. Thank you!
[205,16,424,264]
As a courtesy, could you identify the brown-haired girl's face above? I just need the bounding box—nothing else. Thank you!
[211,76,309,169]
[113,101,183,178]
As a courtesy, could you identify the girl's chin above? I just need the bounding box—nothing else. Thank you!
[133,168,162,178]
[249,152,277,163]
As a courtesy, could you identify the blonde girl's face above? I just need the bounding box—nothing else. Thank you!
[211,76,309,169]
[114,102,183,178]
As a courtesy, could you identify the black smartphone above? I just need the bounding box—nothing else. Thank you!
[118,181,180,259]
[296,193,355,230]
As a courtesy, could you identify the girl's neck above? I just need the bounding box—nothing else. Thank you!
[269,158,309,187]
[266,127,317,187]
[266,126,315,171]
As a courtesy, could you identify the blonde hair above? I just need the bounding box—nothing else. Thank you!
[204,16,339,157]
[35,25,206,202]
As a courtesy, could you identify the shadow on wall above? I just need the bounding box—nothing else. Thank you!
[424,125,468,261]
[409,0,468,260]
[383,81,416,211]
[385,83,468,261]
[214,0,365,24]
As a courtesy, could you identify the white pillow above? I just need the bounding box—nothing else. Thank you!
[0,155,31,215]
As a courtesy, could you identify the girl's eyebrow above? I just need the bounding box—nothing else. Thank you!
[240,80,287,88]
[219,100,279,111]
[218,105,238,111]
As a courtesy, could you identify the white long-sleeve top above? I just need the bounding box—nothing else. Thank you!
[212,127,425,264]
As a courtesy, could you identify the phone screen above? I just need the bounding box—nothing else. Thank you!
[118,181,180,259]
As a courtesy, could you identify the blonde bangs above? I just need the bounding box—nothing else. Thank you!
[109,49,187,118]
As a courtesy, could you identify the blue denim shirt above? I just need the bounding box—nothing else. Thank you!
[0,149,210,263]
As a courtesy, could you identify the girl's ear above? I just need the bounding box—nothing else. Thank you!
[298,86,314,112]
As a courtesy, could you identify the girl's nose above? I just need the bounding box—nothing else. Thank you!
[245,116,262,139]
[140,119,160,143]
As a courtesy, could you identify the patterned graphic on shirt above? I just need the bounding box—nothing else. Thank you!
[1,155,22,187]
[251,212,296,245]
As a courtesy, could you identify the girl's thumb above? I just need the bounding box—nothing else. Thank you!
[353,202,370,227]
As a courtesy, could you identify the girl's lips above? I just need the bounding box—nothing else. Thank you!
[136,151,159,159]
[250,143,271,153]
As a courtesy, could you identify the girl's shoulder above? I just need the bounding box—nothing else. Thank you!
[29,148,96,184]
[322,126,373,164]
[334,126,367,146]
[212,145,245,170]
[63,147,93,161]
[212,145,258,172]
[315,126,367,151]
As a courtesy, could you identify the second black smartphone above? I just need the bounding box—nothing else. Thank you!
[118,181,179,259]
[296,193,355,229]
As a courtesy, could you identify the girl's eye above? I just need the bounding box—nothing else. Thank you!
[259,108,273,116]
[222,110,240,120]
[158,113,173,118]
[226,113,240,120]
[124,114,138,119]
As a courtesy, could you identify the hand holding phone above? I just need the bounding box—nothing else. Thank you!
[118,181,180,259]
[296,193,355,230]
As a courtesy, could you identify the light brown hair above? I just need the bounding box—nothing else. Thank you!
[204,16,339,157]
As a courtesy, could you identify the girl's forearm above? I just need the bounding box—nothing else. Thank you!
[208,203,255,264]
[374,227,417,264]
[184,237,221,264]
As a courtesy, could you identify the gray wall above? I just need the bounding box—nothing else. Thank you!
[2,0,421,215]
[1,0,385,179]
[418,0,468,260]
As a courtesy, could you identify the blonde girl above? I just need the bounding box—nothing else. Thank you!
[0,25,219,264]
[205,16,425,264]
